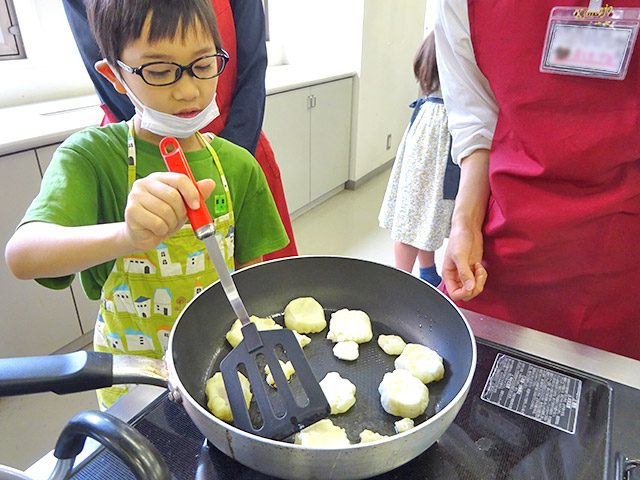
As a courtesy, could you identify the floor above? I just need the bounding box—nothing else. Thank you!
[0,166,446,472]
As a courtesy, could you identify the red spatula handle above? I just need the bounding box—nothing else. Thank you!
[159,136,212,232]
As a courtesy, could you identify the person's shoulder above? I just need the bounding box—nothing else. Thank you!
[213,136,258,166]
[60,121,128,153]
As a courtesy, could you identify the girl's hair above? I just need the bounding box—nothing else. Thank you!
[86,0,223,67]
[413,31,439,96]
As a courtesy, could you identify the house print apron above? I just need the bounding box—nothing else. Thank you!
[94,124,235,409]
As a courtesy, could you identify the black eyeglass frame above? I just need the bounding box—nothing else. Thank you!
[116,49,230,86]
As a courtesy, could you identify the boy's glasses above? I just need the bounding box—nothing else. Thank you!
[116,49,229,87]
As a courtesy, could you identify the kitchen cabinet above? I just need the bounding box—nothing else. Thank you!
[36,144,99,335]
[263,78,352,213]
[0,150,82,358]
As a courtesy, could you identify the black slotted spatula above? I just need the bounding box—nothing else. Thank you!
[160,137,329,440]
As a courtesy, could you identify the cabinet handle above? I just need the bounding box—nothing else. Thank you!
[312,95,317,108]
[307,95,317,109]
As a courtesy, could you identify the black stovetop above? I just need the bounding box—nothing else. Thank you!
[69,340,640,480]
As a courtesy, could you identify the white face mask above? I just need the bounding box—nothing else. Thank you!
[110,63,220,138]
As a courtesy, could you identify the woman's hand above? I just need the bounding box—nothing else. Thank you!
[442,148,491,301]
[442,224,487,301]
[122,172,215,252]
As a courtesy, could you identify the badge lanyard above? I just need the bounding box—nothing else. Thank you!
[126,122,234,224]
[540,2,640,80]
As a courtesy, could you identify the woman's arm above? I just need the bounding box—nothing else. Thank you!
[442,149,490,300]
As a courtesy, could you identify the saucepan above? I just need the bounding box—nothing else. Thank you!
[0,256,476,479]
[0,410,169,480]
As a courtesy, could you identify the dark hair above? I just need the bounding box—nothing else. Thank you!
[413,31,439,96]
[86,0,223,67]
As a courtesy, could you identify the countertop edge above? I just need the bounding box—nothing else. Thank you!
[1,67,356,157]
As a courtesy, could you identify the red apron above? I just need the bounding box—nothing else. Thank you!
[102,0,298,260]
[461,0,640,360]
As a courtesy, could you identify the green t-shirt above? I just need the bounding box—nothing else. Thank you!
[21,122,289,300]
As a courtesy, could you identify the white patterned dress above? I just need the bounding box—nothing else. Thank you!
[378,91,455,251]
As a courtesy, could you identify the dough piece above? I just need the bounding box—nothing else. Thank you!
[377,334,407,355]
[293,330,312,348]
[294,419,351,447]
[319,372,357,414]
[226,315,282,348]
[394,344,445,384]
[333,341,359,361]
[359,429,389,443]
[205,372,252,423]
[394,417,415,434]
[264,360,295,388]
[326,309,373,344]
[378,369,429,418]
[284,297,327,333]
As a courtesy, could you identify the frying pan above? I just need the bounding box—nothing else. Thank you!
[0,256,476,479]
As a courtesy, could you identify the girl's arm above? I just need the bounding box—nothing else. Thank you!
[442,149,490,301]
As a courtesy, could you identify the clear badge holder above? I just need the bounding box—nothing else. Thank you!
[540,3,640,80]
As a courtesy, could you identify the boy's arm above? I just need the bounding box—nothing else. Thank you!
[235,256,262,270]
[5,174,215,280]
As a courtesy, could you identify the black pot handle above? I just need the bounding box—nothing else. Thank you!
[51,410,170,480]
[0,352,168,397]
[0,352,113,396]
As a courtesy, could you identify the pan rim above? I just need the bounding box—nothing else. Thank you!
[166,255,478,449]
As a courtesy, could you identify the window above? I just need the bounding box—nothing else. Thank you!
[0,0,25,59]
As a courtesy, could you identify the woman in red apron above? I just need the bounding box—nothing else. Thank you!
[63,0,298,260]
[435,0,640,360]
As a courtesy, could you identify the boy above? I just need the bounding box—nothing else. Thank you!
[4,0,289,408]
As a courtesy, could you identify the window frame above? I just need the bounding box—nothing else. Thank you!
[0,0,26,60]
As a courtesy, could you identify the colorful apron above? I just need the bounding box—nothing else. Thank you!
[93,125,235,408]
[459,0,640,360]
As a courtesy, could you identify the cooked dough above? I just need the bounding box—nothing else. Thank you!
[377,334,407,355]
[394,343,444,384]
[284,297,327,333]
[333,341,359,361]
[264,360,295,388]
[326,309,373,344]
[205,372,252,423]
[293,330,312,348]
[359,429,389,443]
[378,369,429,418]
[394,417,415,433]
[294,419,351,447]
[319,372,357,414]
[226,315,282,348]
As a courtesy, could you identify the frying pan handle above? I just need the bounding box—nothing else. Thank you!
[0,352,168,397]
[51,410,170,480]
[0,351,113,396]
[159,136,213,235]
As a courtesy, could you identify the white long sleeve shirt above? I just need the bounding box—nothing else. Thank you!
[434,0,499,164]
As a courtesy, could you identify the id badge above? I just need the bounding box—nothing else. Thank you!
[540,4,640,80]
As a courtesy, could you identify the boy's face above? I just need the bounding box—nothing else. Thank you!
[118,17,219,122]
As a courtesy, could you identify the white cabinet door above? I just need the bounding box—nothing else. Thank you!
[0,151,81,357]
[263,87,311,213]
[309,79,352,201]
[36,144,99,335]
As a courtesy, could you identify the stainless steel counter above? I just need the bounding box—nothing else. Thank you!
[24,310,640,479]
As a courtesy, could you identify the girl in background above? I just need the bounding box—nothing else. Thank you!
[379,32,459,286]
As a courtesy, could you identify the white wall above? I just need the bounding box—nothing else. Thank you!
[349,0,427,181]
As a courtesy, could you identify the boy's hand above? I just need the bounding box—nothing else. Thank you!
[123,172,215,252]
